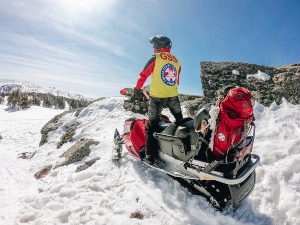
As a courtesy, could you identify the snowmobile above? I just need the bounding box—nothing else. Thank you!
[113,88,260,212]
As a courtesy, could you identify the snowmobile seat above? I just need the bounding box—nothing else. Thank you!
[160,123,177,135]
[155,118,200,161]
[155,118,193,157]
[172,119,199,161]
[158,117,194,136]
[174,119,198,148]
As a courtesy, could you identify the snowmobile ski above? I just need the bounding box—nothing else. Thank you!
[112,129,123,160]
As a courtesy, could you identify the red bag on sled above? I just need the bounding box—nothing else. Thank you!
[212,87,255,159]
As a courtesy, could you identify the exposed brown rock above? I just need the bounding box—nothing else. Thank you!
[34,165,52,179]
[130,211,143,220]
[18,152,28,159]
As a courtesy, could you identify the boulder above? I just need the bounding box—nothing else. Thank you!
[39,108,85,146]
[57,122,80,149]
[55,138,100,169]
[75,157,101,172]
[39,111,73,146]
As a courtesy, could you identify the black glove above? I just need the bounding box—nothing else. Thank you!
[131,88,142,102]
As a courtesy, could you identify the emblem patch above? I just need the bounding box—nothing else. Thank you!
[218,132,226,142]
[161,64,177,86]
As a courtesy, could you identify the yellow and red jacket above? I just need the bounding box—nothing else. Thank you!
[136,49,181,98]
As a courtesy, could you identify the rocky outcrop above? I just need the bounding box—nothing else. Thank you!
[185,96,207,117]
[272,63,300,104]
[39,108,85,146]
[39,111,73,146]
[200,61,276,104]
[186,61,300,116]
[201,61,299,105]
[75,157,101,172]
[57,122,80,149]
[55,138,100,169]
[75,107,85,117]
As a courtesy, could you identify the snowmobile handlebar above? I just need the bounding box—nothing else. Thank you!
[188,154,260,185]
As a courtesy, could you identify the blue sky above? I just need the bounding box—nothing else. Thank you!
[0,0,299,98]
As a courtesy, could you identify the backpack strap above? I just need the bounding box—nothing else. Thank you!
[240,119,251,160]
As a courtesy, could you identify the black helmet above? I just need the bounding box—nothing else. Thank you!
[149,35,172,51]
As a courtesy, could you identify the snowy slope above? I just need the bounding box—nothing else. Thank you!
[0,79,92,101]
[0,98,299,224]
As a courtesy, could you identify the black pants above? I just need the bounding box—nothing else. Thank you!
[145,96,183,157]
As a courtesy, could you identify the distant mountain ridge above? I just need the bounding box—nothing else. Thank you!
[0,79,92,101]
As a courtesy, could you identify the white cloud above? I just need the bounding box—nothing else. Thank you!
[0,0,126,57]
[51,0,119,20]
[0,0,149,97]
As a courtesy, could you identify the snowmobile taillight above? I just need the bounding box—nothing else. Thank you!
[120,90,128,95]
[235,143,252,161]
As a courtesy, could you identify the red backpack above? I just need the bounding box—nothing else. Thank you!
[212,87,254,159]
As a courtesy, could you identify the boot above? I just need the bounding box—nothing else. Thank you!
[143,154,154,165]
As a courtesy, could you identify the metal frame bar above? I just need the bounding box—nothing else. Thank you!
[187,154,260,185]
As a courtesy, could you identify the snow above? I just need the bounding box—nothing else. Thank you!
[0,97,300,224]
[246,71,270,81]
[232,70,240,75]
[0,79,92,101]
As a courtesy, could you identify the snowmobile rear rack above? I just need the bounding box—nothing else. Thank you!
[187,154,260,185]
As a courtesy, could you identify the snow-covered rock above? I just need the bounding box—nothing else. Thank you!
[0,79,92,102]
